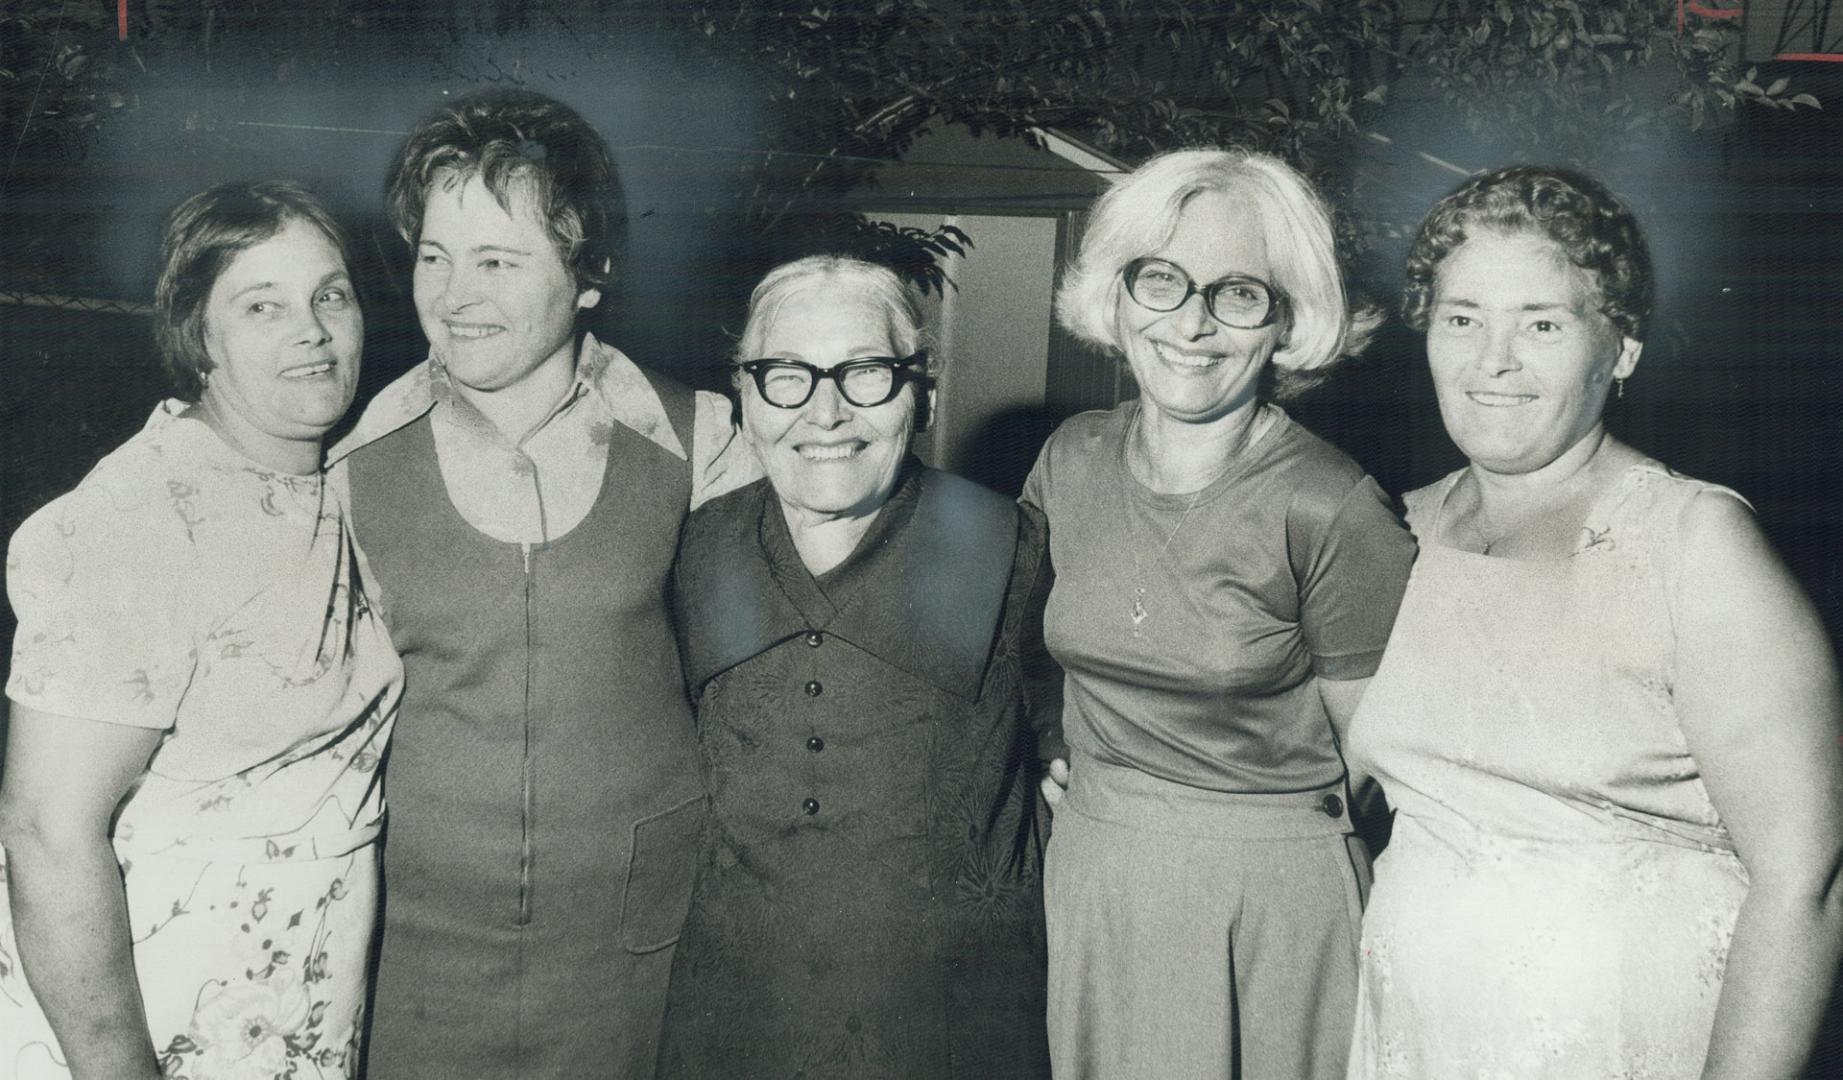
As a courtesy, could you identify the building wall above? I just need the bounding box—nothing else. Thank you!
[878,212,1062,496]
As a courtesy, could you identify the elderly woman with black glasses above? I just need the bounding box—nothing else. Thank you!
[1021,149,1416,1079]
[656,254,1057,1079]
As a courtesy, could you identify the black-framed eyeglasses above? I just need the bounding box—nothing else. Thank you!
[1122,258,1284,330]
[736,352,929,409]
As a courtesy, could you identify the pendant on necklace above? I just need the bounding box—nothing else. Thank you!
[1131,588,1149,633]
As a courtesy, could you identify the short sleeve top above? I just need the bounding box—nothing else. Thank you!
[1021,400,1415,793]
[6,402,402,859]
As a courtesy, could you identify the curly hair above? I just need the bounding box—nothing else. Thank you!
[385,87,624,293]
[154,181,353,402]
[1403,166,1652,341]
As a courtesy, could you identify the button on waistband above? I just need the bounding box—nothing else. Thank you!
[1321,793,1344,819]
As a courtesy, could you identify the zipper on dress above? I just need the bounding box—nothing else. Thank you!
[518,540,535,926]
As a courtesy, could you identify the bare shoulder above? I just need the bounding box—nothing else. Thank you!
[1673,483,1775,577]
[1666,476,1817,646]
[1677,482,1756,533]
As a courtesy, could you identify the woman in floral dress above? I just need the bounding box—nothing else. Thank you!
[0,181,401,1080]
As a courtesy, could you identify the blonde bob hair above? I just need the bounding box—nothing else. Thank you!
[1056,148,1375,398]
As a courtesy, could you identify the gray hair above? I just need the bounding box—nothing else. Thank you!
[735,255,932,371]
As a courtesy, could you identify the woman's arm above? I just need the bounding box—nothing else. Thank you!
[1014,503,1068,811]
[1318,674,1376,788]
[1668,492,1843,1080]
[0,702,165,1080]
[1296,474,1415,824]
[1318,675,1390,841]
[1317,675,1372,746]
[1019,443,1071,810]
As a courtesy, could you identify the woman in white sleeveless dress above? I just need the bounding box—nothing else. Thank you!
[1346,166,1843,1079]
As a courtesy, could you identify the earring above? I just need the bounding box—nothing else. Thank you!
[1616,378,1626,400]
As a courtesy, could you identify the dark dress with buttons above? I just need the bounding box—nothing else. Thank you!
[658,464,1057,1080]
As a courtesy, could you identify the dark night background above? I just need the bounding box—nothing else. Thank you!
[9,7,1837,650]
[0,1,1840,1065]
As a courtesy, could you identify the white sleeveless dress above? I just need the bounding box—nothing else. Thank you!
[1346,462,1750,1078]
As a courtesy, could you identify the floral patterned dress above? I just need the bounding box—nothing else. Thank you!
[1345,462,1751,1079]
[0,402,401,1080]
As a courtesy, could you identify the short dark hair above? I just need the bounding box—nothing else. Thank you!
[385,88,624,293]
[1403,165,1652,341]
[154,181,352,402]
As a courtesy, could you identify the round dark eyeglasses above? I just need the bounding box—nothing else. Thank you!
[736,352,929,409]
[1122,258,1284,329]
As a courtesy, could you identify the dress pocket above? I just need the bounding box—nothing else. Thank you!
[619,793,707,954]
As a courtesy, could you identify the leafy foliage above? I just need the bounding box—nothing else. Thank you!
[0,0,130,161]
[681,1,1399,218]
[3,2,1818,170]
[0,0,1822,284]
[1408,0,1813,163]
[815,219,972,297]
[667,0,1815,279]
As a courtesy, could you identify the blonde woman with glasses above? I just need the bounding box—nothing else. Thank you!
[1022,149,1415,1079]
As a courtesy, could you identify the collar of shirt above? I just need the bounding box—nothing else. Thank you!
[328,333,692,546]
[328,332,688,468]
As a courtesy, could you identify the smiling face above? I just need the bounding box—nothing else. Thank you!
[1113,189,1285,424]
[1427,229,1642,475]
[199,216,362,465]
[740,285,917,522]
[412,170,598,396]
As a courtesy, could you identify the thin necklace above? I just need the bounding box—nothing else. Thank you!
[1462,465,1594,555]
[1121,408,1253,636]
[1468,491,1507,555]
[1127,488,1205,635]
